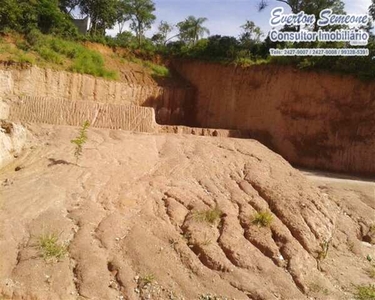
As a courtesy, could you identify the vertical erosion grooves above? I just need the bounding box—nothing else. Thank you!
[0,65,196,127]
[8,96,157,133]
[171,60,375,175]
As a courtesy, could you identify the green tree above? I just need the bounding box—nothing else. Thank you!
[37,0,78,35]
[202,35,239,59]
[177,16,210,46]
[116,31,137,47]
[258,0,345,14]
[80,0,118,35]
[152,21,174,45]
[125,0,156,47]
[370,0,375,20]
[239,20,263,46]
[0,0,23,32]
[116,0,131,34]
[59,0,82,15]
[0,0,77,36]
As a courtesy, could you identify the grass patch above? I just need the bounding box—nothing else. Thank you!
[252,211,273,227]
[128,57,170,78]
[143,61,170,77]
[355,285,375,300]
[233,57,270,67]
[70,51,118,79]
[38,232,68,261]
[0,42,35,64]
[16,53,35,64]
[38,46,63,64]
[16,32,119,79]
[194,206,223,224]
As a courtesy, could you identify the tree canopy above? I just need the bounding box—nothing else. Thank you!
[125,0,156,46]
[177,16,210,46]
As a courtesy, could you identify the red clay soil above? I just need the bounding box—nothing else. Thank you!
[171,60,375,175]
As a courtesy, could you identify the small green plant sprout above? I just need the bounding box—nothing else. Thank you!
[38,232,68,261]
[71,120,90,163]
[367,255,373,262]
[193,206,223,224]
[252,211,273,227]
[138,274,155,288]
[355,284,375,300]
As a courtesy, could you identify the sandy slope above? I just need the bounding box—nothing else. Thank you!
[0,124,374,300]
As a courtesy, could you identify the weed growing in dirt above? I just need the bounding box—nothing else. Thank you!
[309,283,329,296]
[317,240,331,261]
[199,294,229,300]
[169,238,178,249]
[367,267,375,279]
[252,211,273,227]
[194,206,223,224]
[201,234,212,246]
[71,121,90,163]
[139,274,155,288]
[355,284,375,300]
[38,233,68,261]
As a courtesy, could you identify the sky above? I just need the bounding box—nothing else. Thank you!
[106,0,372,38]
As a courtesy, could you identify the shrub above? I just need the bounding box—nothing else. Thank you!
[71,120,90,163]
[355,285,375,300]
[194,206,223,224]
[38,233,68,261]
[252,211,273,227]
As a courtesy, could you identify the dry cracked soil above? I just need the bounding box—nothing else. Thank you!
[0,124,374,300]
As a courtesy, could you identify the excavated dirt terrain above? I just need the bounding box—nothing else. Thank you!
[0,124,374,300]
[172,61,375,175]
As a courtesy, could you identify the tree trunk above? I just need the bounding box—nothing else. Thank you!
[138,24,142,48]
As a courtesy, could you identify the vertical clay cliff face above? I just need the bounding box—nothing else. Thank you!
[0,64,194,126]
[172,60,375,175]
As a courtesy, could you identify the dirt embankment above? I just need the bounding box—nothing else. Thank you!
[172,60,375,175]
[0,63,195,126]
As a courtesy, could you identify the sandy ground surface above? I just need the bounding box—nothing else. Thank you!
[0,124,374,300]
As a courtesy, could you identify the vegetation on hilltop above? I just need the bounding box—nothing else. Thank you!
[0,0,375,79]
